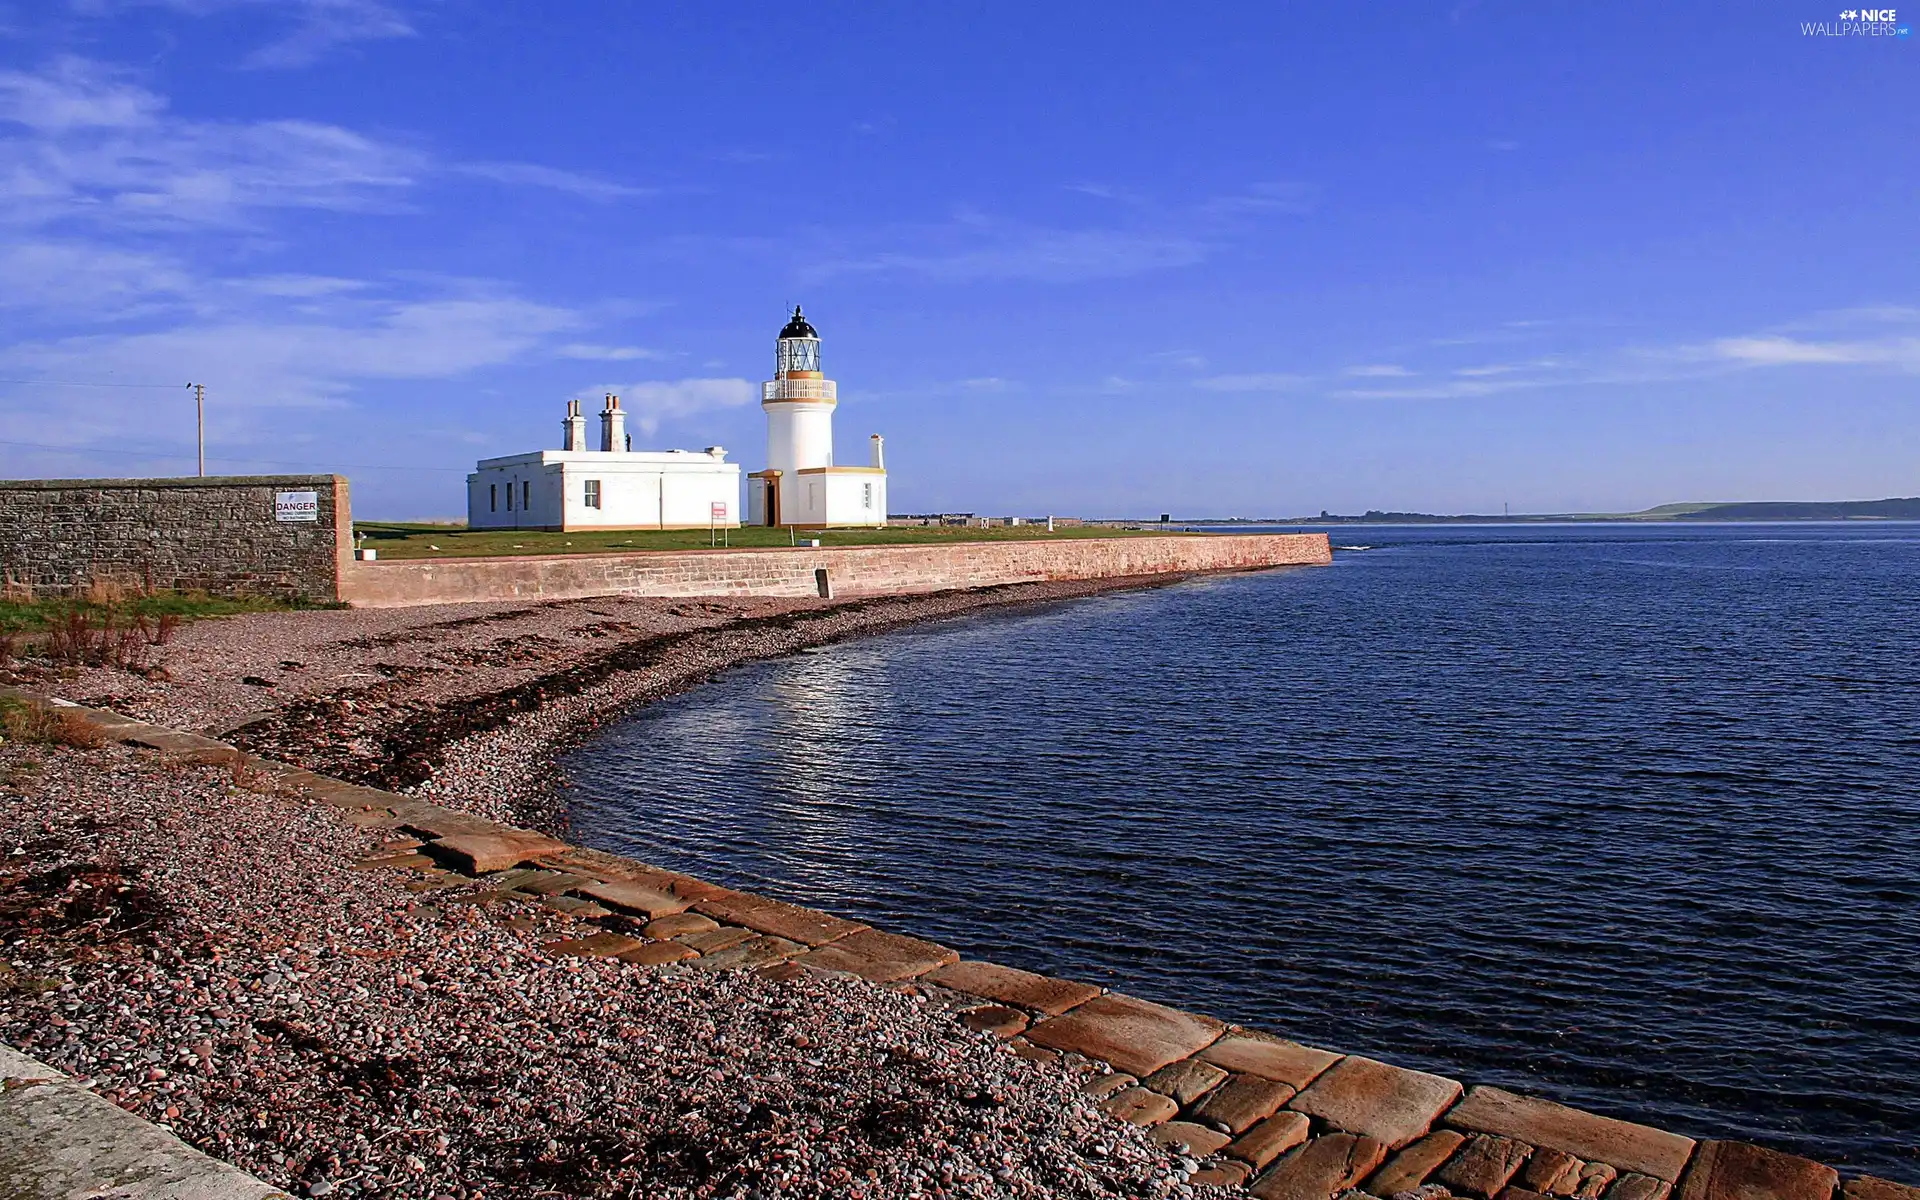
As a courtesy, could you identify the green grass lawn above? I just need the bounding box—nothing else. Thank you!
[353,521,1187,560]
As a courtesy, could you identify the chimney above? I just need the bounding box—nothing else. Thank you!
[600,393,626,453]
[562,398,587,451]
[869,434,885,470]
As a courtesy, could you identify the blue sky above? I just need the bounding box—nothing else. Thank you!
[0,1,1914,518]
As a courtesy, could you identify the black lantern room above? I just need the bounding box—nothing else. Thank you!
[776,305,822,376]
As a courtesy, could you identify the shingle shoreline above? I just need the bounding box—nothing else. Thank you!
[4,680,1909,1200]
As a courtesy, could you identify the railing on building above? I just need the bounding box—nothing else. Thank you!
[762,379,838,402]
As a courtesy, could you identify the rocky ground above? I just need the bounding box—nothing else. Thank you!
[31,578,1187,833]
[0,737,1218,1199]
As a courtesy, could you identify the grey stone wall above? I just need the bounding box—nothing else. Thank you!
[0,475,350,602]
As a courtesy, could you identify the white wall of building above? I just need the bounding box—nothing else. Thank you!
[468,450,739,531]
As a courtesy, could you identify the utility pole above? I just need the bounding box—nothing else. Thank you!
[187,383,205,476]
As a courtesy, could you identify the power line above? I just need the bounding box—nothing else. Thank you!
[0,437,468,473]
[0,378,189,389]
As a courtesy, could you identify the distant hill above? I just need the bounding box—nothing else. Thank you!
[1206,497,1920,524]
[1666,498,1920,521]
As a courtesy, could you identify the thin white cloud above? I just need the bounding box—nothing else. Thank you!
[71,0,416,69]
[575,379,755,438]
[1345,364,1412,377]
[1711,335,1920,369]
[0,59,654,232]
[557,343,666,362]
[806,182,1314,286]
[1195,372,1306,392]
[0,59,421,230]
[453,161,655,202]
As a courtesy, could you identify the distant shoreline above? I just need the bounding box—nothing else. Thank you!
[1154,497,1920,525]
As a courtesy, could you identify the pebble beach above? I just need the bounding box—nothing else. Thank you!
[3,576,1223,1197]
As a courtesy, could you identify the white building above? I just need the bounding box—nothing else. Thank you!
[747,307,888,528]
[467,395,740,531]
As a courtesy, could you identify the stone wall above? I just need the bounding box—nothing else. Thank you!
[337,533,1333,607]
[0,475,351,602]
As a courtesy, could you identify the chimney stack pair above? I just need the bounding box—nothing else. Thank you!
[563,395,627,452]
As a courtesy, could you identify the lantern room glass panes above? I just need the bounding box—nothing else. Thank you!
[776,337,821,376]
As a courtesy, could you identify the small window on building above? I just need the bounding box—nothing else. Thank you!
[506,481,513,511]
[490,483,497,512]
[522,481,530,510]
[584,479,601,509]
[862,482,873,509]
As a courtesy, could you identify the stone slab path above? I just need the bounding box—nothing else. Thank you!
[8,684,1916,1200]
[0,1043,288,1200]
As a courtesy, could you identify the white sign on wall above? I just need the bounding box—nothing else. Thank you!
[275,490,319,522]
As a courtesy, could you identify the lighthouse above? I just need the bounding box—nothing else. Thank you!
[747,306,888,528]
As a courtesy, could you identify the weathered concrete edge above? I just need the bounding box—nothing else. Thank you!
[0,1043,290,1200]
[6,686,1884,1199]
[338,532,1333,607]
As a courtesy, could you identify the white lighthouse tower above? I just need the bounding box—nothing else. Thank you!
[748,306,887,528]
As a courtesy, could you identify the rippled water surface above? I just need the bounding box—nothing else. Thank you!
[563,524,1920,1180]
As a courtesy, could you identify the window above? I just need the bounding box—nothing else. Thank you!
[862,482,873,509]
[522,481,530,510]
[584,479,601,509]
[505,481,513,511]
[489,483,497,512]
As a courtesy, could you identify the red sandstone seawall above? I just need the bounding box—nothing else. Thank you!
[337,533,1333,608]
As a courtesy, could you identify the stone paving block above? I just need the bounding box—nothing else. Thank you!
[537,896,611,918]
[692,893,867,947]
[1200,1032,1343,1088]
[1144,1056,1230,1105]
[1503,1188,1552,1200]
[430,831,570,874]
[677,926,755,954]
[922,960,1102,1015]
[574,878,691,918]
[542,932,645,958]
[961,1004,1029,1038]
[796,928,959,981]
[616,940,700,966]
[1845,1179,1920,1200]
[1250,1131,1389,1200]
[1437,1133,1535,1199]
[1194,1160,1254,1188]
[1101,1086,1180,1127]
[756,960,810,983]
[1676,1142,1838,1200]
[1081,1072,1138,1100]
[1447,1088,1696,1184]
[1367,1129,1468,1195]
[1611,1173,1673,1200]
[1229,1112,1314,1169]
[684,935,806,972]
[351,852,437,871]
[1152,1120,1234,1157]
[1577,1164,1621,1199]
[1524,1148,1586,1194]
[1290,1055,1464,1149]
[645,913,719,938]
[1193,1074,1297,1134]
[1008,1038,1059,1064]
[512,872,593,896]
[1025,992,1224,1077]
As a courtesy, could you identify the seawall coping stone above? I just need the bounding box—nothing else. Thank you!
[1448,1086,1698,1183]
[0,1043,289,1200]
